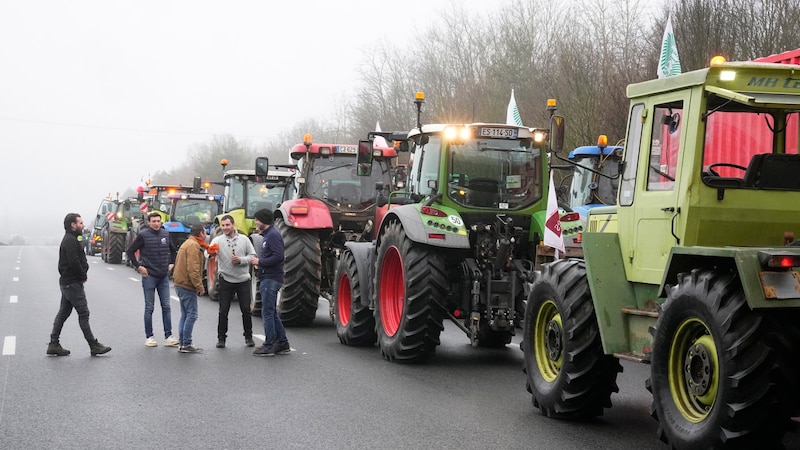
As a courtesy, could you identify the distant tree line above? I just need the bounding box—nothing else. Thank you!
[149,0,800,187]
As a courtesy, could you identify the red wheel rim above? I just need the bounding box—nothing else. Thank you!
[380,246,404,336]
[337,271,352,326]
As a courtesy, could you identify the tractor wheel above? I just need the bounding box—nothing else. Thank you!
[276,218,320,326]
[522,259,621,418]
[249,269,261,316]
[333,249,376,346]
[206,255,219,301]
[107,232,125,264]
[374,221,445,363]
[648,268,787,448]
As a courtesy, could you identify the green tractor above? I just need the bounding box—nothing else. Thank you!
[331,92,564,362]
[99,196,143,264]
[522,60,800,448]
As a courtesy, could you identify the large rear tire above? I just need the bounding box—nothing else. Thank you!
[333,250,376,346]
[107,232,125,264]
[649,268,787,448]
[276,218,320,326]
[522,259,621,418]
[374,221,445,363]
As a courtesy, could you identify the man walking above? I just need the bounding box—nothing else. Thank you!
[209,215,257,348]
[173,224,207,354]
[250,209,290,357]
[126,212,180,348]
[47,213,111,357]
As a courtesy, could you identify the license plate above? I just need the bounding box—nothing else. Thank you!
[478,127,518,139]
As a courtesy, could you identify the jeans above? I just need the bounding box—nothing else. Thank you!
[175,286,198,347]
[50,282,95,343]
[217,277,253,340]
[259,278,287,348]
[142,275,172,339]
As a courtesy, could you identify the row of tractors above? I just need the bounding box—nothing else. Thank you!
[307,62,800,448]
[89,58,800,448]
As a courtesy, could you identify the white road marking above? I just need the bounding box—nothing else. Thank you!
[12,277,18,282]
[9,296,17,304]
[2,337,15,355]
[14,267,19,270]
[129,278,139,282]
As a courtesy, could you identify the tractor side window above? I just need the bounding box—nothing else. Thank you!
[415,136,442,196]
[620,103,644,206]
[647,102,683,191]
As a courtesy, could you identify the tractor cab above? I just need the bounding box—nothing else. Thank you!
[405,124,548,212]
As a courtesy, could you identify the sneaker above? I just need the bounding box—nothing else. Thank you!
[145,337,158,347]
[163,335,180,347]
[253,345,275,357]
[245,337,255,347]
[179,345,203,354]
[89,339,111,356]
[216,339,226,349]
[46,341,70,356]
[274,341,291,355]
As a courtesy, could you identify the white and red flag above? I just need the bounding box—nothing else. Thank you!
[543,171,564,257]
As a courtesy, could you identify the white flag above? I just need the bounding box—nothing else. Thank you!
[373,121,389,148]
[657,16,682,78]
[506,89,523,126]
[543,171,565,254]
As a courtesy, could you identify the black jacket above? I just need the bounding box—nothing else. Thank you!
[126,226,176,278]
[59,229,88,285]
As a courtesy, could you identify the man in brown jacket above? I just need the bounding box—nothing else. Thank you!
[173,224,207,353]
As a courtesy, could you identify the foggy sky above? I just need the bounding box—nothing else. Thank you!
[0,0,485,242]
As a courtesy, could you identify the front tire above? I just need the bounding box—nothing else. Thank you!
[276,218,320,326]
[649,268,787,448]
[522,259,621,418]
[107,232,125,264]
[374,221,445,363]
[333,250,376,346]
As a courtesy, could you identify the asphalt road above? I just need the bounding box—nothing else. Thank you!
[0,246,797,449]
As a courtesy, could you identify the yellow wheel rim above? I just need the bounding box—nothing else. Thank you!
[534,300,563,382]
[668,317,719,423]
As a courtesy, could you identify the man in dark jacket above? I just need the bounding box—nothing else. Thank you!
[126,212,179,348]
[47,213,111,357]
[250,209,290,356]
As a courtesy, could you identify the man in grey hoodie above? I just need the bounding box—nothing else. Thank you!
[209,215,257,348]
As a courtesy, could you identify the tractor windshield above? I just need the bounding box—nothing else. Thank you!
[173,199,219,228]
[568,150,621,210]
[225,177,286,218]
[306,156,391,210]
[447,138,543,209]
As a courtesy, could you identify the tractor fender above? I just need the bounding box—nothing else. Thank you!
[529,209,547,243]
[343,241,377,309]
[277,198,333,230]
[378,205,470,249]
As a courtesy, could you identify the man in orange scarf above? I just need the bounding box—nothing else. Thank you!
[172,224,207,353]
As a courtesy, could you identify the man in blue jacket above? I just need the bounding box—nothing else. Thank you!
[47,213,111,356]
[126,212,179,348]
[250,209,290,356]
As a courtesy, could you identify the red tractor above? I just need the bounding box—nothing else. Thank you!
[259,134,400,326]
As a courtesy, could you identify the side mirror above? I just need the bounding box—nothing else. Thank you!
[255,157,270,180]
[551,115,565,153]
[357,140,373,176]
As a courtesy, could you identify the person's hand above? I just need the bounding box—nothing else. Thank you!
[168,263,174,272]
[198,289,206,296]
[232,255,241,265]
[249,256,259,265]
[138,266,149,277]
